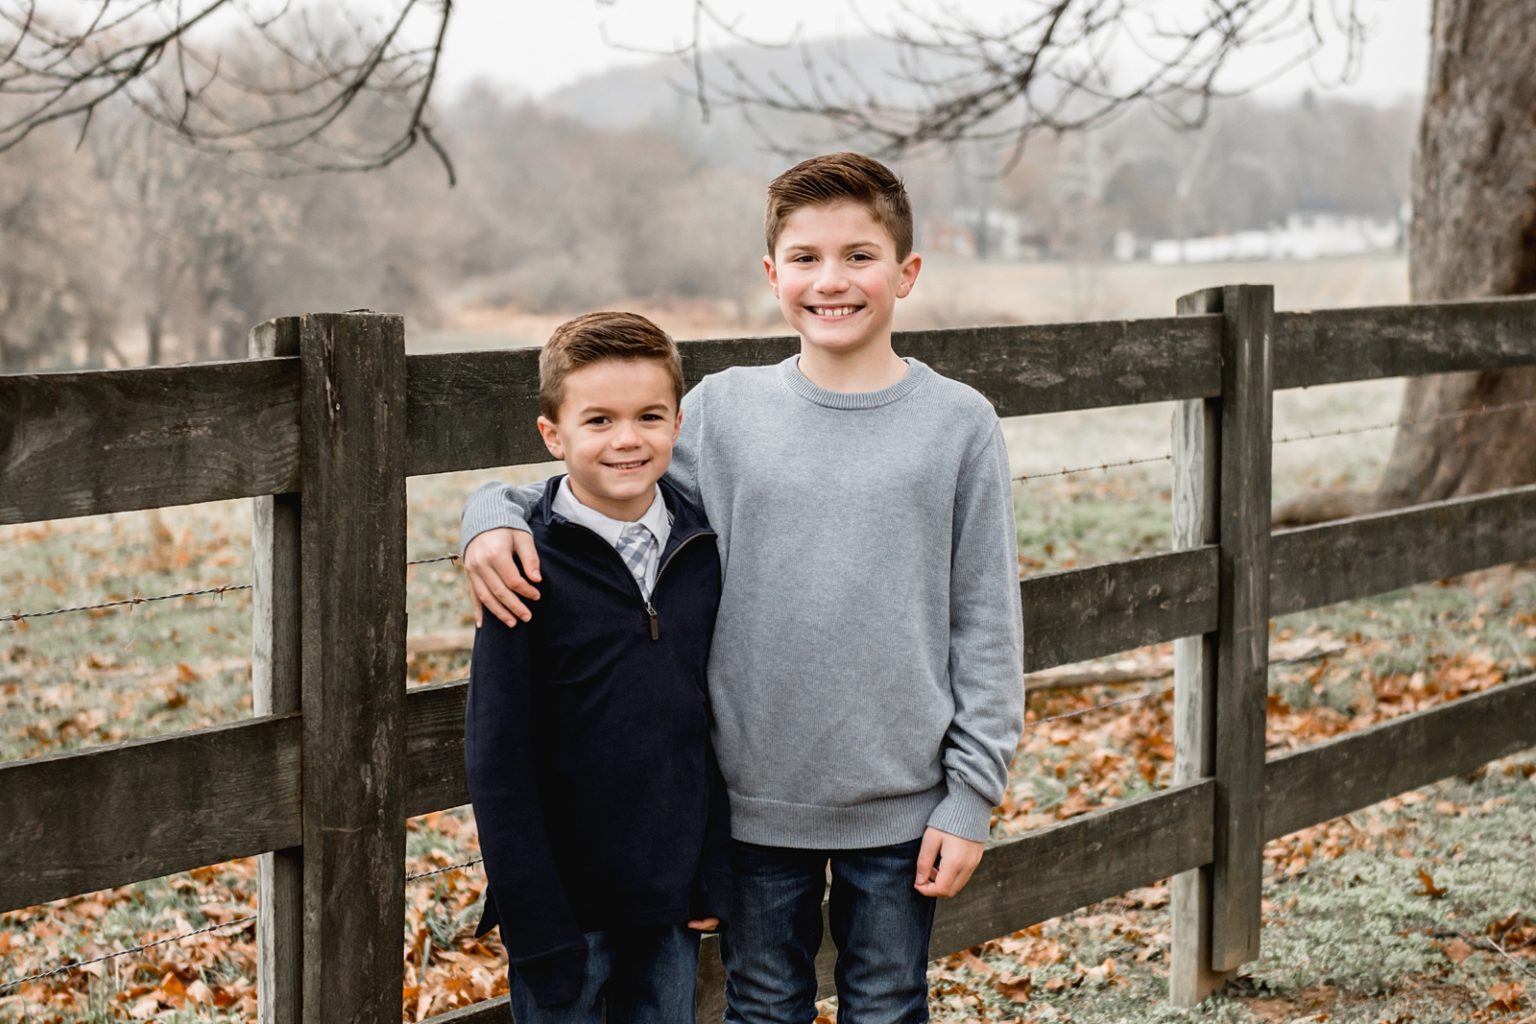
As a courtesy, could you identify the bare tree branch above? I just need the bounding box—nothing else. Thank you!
[0,0,455,181]
[657,0,1366,168]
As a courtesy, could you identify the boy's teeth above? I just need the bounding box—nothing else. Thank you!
[814,306,856,317]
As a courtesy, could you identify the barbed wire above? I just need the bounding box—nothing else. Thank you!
[0,915,256,993]
[0,853,488,994]
[1015,453,1173,483]
[1029,684,1172,725]
[407,555,462,568]
[4,555,460,625]
[1014,396,1536,485]
[3,584,253,623]
[1272,396,1536,449]
[406,857,484,882]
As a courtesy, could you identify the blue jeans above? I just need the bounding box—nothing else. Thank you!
[721,838,936,1024]
[508,924,700,1024]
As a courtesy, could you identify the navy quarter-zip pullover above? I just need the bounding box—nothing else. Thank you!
[465,475,730,1007]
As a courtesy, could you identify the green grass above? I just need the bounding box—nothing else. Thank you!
[6,376,1536,1022]
[923,751,1536,1024]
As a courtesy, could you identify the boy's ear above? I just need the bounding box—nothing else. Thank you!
[536,416,564,460]
[763,254,779,297]
[672,405,684,443]
[897,252,922,299]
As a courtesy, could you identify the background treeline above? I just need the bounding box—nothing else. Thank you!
[0,39,1415,371]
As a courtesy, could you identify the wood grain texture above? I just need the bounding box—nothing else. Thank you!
[1209,285,1273,971]
[297,313,408,1024]
[14,296,1536,520]
[1168,291,1232,1005]
[1274,295,1536,389]
[1269,483,1536,614]
[249,317,303,1024]
[0,358,300,524]
[1263,674,1536,840]
[928,780,1215,953]
[0,716,301,913]
[404,679,471,818]
[404,319,1221,476]
[1020,547,1220,672]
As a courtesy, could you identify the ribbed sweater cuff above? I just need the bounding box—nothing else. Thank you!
[459,487,530,557]
[926,778,996,843]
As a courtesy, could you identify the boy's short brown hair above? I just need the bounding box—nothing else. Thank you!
[539,311,684,420]
[764,152,914,260]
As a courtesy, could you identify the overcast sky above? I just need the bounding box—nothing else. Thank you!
[432,0,1432,104]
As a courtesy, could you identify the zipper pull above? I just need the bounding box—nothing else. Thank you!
[646,601,659,641]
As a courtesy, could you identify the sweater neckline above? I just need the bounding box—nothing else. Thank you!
[778,355,929,410]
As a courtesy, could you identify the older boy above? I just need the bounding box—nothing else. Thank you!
[464,311,730,1023]
[463,155,1024,1023]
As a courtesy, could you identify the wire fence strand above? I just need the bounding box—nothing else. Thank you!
[1014,396,1536,485]
[5,554,459,625]
[406,857,484,882]
[1272,396,1536,448]
[1015,453,1174,483]
[0,916,257,993]
[1030,684,1172,725]
[2,853,489,993]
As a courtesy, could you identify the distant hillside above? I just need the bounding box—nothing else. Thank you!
[544,36,970,175]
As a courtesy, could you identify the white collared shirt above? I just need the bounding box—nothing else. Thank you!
[552,477,672,594]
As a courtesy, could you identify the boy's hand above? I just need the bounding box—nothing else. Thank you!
[914,827,984,898]
[465,528,542,628]
[687,918,720,932]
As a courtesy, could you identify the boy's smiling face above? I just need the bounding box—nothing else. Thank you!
[537,357,680,522]
[764,200,921,360]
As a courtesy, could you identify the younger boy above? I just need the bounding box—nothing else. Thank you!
[464,311,730,1023]
[463,154,1024,1023]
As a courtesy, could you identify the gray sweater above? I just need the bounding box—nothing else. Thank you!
[462,356,1025,847]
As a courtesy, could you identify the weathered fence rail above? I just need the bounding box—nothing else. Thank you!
[2,288,1535,1023]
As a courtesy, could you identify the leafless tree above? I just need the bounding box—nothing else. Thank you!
[678,0,1534,517]
[5,1,1529,512]
[0,0,456,181]
[676,0,1367,166]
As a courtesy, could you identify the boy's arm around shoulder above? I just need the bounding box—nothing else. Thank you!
[464,613,588,1007]
[460,387,707,627]
[928,419,1026,843]
[457,381,710,556]
[460,479,544,557]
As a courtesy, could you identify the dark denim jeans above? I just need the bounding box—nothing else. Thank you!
[508,924,700,1024]
[721,837,937,1024]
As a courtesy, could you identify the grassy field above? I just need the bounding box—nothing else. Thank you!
[5,254,1535,1022]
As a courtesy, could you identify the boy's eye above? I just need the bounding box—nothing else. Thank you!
[641,413,665,422]
[849,252,873,262]
[586,416,609,426]
[790,254,816,263]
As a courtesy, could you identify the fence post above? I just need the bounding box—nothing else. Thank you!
[1169,285,1273,1004]
[296,312,409,1023]
[251,317,303,1024]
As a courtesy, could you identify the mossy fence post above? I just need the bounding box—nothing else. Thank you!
[1170,284,1274,1005]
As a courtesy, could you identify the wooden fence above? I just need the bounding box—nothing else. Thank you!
[2,285,1535,1023]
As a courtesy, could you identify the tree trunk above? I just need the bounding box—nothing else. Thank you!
[1274,0,1536,526]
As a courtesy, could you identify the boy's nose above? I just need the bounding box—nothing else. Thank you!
[815,264,849,292]
[612,422,642,447]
